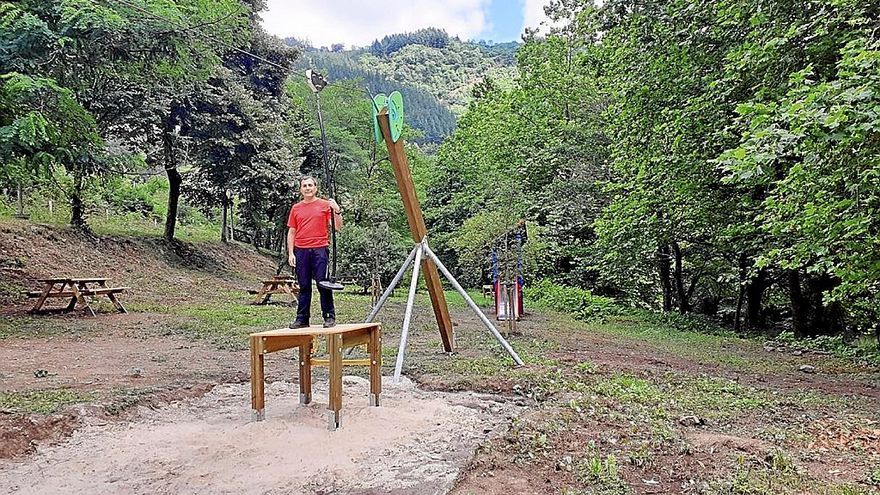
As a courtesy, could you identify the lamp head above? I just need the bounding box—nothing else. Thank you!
[305,69,328,93]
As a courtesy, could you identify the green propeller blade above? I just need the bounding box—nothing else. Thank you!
[372,93,387,143]
[388,91,404,142]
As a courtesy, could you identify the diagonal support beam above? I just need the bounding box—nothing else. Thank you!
[377,111,454,352]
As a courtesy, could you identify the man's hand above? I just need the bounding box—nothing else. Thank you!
[288,253,296,268]
[327,198,341,214]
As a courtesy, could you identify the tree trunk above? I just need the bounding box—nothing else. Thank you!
[70,173,86,228]
[745,268,768,331]
[670,241,689,313]
[16,184,24,217]
[657,244,673,311]
[734,253,747,332]
[162,108,181,241]
[164,167,181,240]
[789,270,808,338]
[807,274,845,336]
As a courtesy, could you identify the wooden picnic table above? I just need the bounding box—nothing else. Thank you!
[250,275,299,305]
[249,322,382,430]
[28,277,128,316]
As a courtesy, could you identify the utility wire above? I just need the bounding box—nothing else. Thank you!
[101,0,382,108]
[100,0,296,73]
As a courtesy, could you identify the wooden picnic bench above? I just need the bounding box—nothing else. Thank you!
[27,277,129,316]
[249,322,382,430]
[250,275,299,305]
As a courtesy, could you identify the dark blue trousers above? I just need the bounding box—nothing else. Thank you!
[294,246,335,323]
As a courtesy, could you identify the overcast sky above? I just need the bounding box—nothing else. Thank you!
[260,0,552,48]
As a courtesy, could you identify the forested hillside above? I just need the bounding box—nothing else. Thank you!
[287,28,518,141]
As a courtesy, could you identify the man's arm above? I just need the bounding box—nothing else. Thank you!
[287,227,296,267]
[328,199,343,231]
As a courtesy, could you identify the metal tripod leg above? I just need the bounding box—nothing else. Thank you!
[423,244,524,366]
[365,244,420,323]
[393,243,424,382]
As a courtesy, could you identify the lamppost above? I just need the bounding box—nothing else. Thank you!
[225,188,234,242]
[306,69,344,291]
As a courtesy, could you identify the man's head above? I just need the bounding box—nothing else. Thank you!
[299,176,319,199]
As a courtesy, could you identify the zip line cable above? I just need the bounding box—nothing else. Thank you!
[100,0,382,111]
[101,0,296,74]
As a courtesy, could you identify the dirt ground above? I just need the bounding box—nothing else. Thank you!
[1,376,522,495]
[2,220,879,494]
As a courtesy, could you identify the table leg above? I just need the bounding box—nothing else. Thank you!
[55,281,78,311]
[328,333,343,430]
[250,336,265,421]
[369,326,382,407]
[101,281,127,313]
[107,293,127,313]
[252,284,269,305]
[71,283,94,316]
[30,281,56,313]
[298,338,312,405]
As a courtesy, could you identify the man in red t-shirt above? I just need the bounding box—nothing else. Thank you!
[287,176,342,328]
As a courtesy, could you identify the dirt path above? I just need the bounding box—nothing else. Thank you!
[0,376,522,495]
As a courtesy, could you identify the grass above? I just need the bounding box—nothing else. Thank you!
[701,451,878,495]
[89,212,221,244]
[0,315,93,339]
[1,208,221,244]
[0,389,96,414]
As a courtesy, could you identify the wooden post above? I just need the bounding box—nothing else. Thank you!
[369,325,381,406]
[299,339,312,404]
[250,335,265,420]
[328,333,343,429]
[377,112,455,352]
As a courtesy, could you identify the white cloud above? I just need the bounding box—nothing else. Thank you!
[261,0,491,48]
[521,0,551,34]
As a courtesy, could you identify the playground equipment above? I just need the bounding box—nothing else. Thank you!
[491,221,527,334]
[365,91,523,381]
[306,69,344,292]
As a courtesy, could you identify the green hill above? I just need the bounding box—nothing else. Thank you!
[286,29,518,143]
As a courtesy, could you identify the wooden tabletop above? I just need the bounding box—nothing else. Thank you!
[37,277,108,283]
[250,323,380,337]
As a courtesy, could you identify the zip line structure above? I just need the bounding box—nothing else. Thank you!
[368,103,524,381]
[101,0,525,378]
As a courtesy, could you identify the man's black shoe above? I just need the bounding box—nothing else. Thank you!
[289,320,309,329]
[323,317,336,328]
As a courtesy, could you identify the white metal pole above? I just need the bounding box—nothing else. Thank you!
[365,243,420,323]
[422,244,524,366]
[393,243,424,382]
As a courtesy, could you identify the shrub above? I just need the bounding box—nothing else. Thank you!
[526,279,621,322]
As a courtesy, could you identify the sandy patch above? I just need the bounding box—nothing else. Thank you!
[1,376,521,495]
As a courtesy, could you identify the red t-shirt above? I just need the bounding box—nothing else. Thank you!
[287,199,331,248]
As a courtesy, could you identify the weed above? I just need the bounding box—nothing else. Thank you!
[0,389,95,414]
[576,451,630,494]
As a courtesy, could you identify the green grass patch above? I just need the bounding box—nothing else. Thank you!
[576,450,630,495]
[526,279,622,322]
[0,316,90,339]
[89,213,221,244]
[0,388,95,414]
[442,288,491,309]
[703,450,876,494]
[132,291,377,350]
[772,331,880,367]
